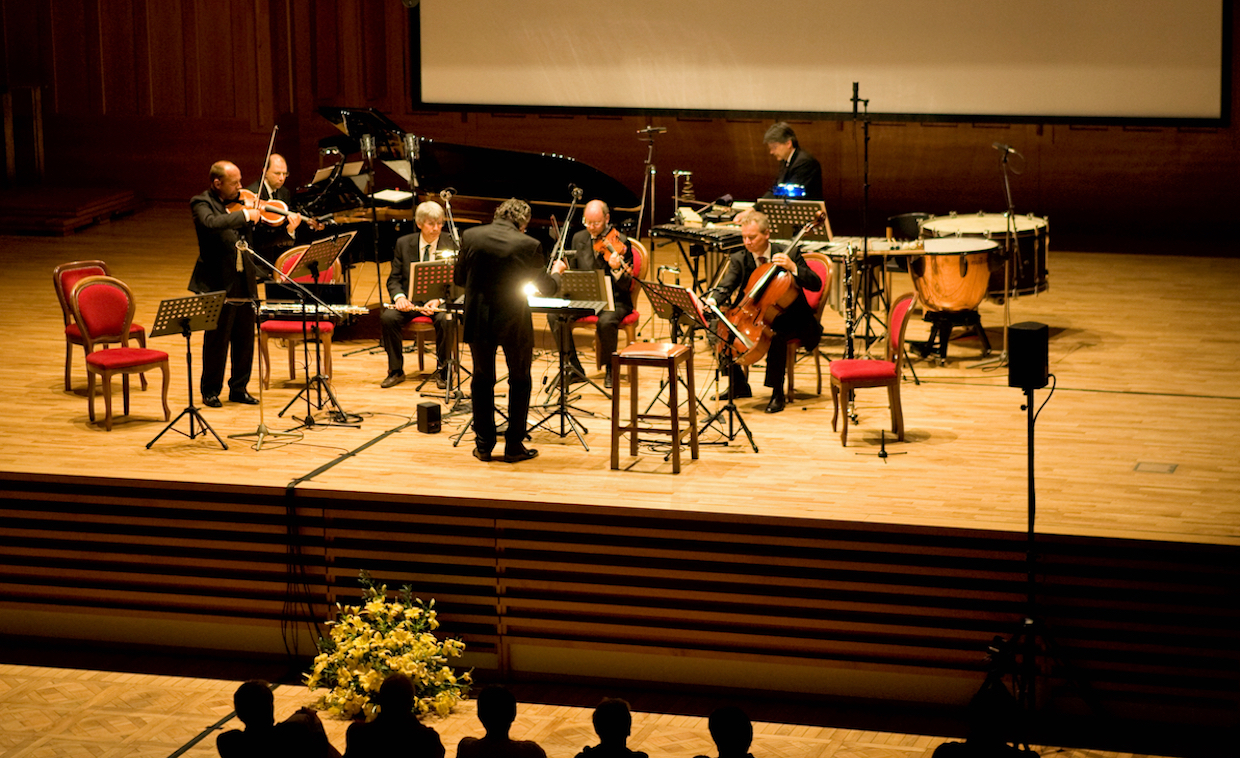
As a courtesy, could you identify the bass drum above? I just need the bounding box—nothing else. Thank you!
[911,237,998,313]
[921,212,1049,302]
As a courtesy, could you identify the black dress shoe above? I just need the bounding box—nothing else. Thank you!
[764,391,786,414]
[435,373,448,390]
[502,447,539,463]
[722,383,753,399]
[229,392,259,405]
[202,395,221,408]
[380,372,405,389]
[472,447,493,462]
[604,369,613,389]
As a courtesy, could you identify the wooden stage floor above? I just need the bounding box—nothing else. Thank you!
[3,206,1238,547]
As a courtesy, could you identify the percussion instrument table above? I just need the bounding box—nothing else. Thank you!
[650,224,745,292]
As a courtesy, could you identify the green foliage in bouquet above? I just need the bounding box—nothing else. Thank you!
[306,571,472,720]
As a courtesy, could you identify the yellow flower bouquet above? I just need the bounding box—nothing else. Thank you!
[306,572,472,720]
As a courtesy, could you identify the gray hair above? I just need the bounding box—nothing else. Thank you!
[414,200,445,226]
[495,198,532,228]
[763,121,798,147]
[735,209,771,234]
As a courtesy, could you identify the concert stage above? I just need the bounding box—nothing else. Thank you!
[1,206,1237,749]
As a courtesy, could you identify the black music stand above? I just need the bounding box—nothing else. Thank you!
[408,259,469,415]
[274,234,360,429]
[697,299,759,453]
[635,279,715,421]
[146,291,228,450]
[756,199,832,243]
[529,271,610,450]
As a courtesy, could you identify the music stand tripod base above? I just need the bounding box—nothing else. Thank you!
[146,291,229,450]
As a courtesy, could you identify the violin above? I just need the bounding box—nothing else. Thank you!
[592,227,634,283]
[227,189,324,231]
[716,210,826,367]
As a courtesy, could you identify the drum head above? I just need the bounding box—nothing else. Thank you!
[923,213,1048,237]
[922,237,999,254]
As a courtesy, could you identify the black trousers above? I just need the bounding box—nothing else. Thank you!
[547,301,633,368]
[379,307,451,375]
[201,301,256,398]
[468,335,533,453]
[722,309,822,390]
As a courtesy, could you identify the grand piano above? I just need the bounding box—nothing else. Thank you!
[296,107,641,264]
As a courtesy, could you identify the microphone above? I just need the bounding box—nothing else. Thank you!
[360,133,375,159]
[992,142,1023,157]
[402,132,419,161]
[440,187,456,201]
[235,239,251,254]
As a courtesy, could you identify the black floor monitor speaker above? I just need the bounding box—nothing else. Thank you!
[417,401,441,433]
[1008,321,1049,390]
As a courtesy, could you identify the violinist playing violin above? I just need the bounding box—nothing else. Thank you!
[704,209,822,414]
[549,199,633,390]
[246,153,302,272]
[188,160,263,408]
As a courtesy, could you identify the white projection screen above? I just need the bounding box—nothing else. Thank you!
[420,0,1227,122]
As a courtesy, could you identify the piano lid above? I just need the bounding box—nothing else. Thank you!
[314,106,640,215]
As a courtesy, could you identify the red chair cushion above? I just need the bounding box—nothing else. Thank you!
[411,315,433,325]
[620,310,639,325]
[261,321,335,335]
[86,347,167,369]
[804,259,829,311]
[830,358,897,381]
[574,315,599,325]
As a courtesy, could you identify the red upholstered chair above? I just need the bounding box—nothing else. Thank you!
[54,260,148,391]
[785,252,832,402]
[571,238,646,369]
[402,315,438,373]
[259,247,342,388]
[829,292,916,446]
[70,276,170,431]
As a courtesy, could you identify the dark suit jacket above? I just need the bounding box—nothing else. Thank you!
[188,189,257,299]
[560,227,634,311]
[387,232,457,306]
[453,219,555,345]
[707,241,822,339]
[246,180,292,204]
[766,147,823,201]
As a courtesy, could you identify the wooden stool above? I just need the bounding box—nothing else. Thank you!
[610,342,699,474]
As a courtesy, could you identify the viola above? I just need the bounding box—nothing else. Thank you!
[592,227,634,284]
[227,189,324,230]
[716,210,826,367]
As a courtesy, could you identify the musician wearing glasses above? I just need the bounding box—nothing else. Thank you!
[189,160,262,409]
[704,210,822,414]
[762,122,823,201]
[548,199,634,389]
[454,199,557,463]
[380,201,457,389]
[246,153,302,272]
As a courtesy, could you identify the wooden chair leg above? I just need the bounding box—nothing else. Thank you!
[135,331,148,390]
[160,362,171,420]
[64,340,74,391]
[322,333,333,379]
[610,355,622,470]
[87,369,97,423]
[814,350,823,395]
[286,339,297,380]
[259,331,271,389]
[122,374,130,417]
[629,364,639,457]
[685,349,699,461]
[102,370,114,431]
[830,382,840,431]
[840,385,851,446]
[889,382,904,441]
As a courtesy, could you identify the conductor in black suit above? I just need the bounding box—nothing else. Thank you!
[380,201,456,389]
[454,199,557,463]
[762,122,823,201]
[705,209,822,414]
[189,160,263,408]
[548,199,634,389]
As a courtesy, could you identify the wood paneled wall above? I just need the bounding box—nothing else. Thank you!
[2,0,1238,240]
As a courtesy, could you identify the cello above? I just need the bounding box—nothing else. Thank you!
[716,210,826,367]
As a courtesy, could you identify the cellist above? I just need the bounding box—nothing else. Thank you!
[704,209,822,413]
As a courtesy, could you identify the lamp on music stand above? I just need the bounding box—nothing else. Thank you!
[146,291,229,450]
[272,234,360,429]
[408,258,469,415]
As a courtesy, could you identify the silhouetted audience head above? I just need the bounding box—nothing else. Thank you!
[592,698,633,743]
[707,706,753,757]
[477,684,518,734]
[377,672,417,717]
[233,680,275,729]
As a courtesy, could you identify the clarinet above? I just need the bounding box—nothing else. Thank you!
[843,242,857,360]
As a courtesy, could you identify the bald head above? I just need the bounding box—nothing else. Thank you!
[583,200,610,239]
[209,161,243,201]
[264,154,290,191]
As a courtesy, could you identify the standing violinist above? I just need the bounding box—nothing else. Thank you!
[704,209,821,414]
[548,199,633,389]
[189,160,263,408]
[246,153,302,274]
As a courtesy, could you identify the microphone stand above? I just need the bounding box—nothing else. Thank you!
[971,145,1021,369]
[636,125,665,241]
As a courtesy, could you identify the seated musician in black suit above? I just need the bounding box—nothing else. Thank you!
[549,199,634,389]
[704,209,822,414]
[761,122,823,201]
[245,153,303,274]
[380,201,457,388]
